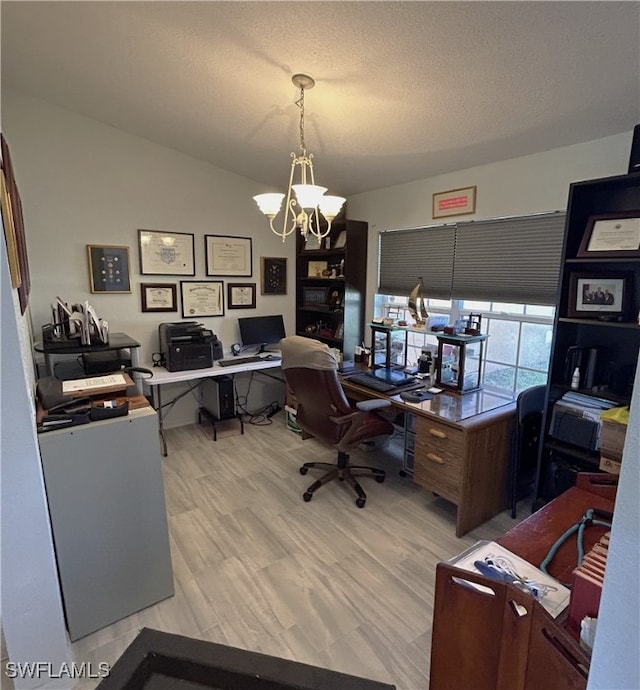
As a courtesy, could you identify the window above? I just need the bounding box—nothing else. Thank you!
[374,294,554,395]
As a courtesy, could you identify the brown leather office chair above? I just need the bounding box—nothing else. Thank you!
[280,335,396,508]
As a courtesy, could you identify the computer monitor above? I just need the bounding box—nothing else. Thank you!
[238,315,286,353]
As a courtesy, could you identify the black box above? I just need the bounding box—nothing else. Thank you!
[200,376,235,420]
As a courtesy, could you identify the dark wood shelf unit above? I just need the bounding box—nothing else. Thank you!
[295,217,368,361]
[533,171,640,507]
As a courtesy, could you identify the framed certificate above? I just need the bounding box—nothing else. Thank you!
[577,212,640,258]
[138,229,195,275]
[180,280,224,317]
[205,235,253,276]
[140,283,177,312]
[227,282,256,309]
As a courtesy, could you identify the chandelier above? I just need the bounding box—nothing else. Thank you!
[253,74,345,241]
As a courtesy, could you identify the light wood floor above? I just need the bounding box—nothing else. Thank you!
[71,415,528,690]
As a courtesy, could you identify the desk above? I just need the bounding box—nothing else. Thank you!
[142,358,283,455]
[34,332,142,388]
[342,377,515,537]
[429,474,617,690]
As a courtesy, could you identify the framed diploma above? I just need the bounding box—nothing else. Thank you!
[140,283,177,312]
[205,235,253,276]
[577,212,640,258]
[87,245,131,293]
[138,229,196,275]
[180,280,224,318]
[227,282,256,309]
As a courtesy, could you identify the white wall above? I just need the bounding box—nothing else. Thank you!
[1,216,73,687]
[588,366,640,690]
[348,131,632,322]
[3,89,296,426]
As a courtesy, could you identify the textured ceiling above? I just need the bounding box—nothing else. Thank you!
[2,1,639,196]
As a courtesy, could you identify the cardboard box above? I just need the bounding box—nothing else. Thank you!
[599,420,626,460]
[599,455,621,475]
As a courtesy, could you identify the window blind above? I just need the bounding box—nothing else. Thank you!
[452,213,565,305]
[378,225,456,299]
[378,212,565,305]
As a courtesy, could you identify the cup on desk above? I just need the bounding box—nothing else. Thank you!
[354,346,370,367]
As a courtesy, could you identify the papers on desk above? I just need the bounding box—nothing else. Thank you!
[448,540,571,618]
[62,373,129,394]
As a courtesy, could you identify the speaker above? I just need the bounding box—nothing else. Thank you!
[628,123,640,174]
[201,376,236,420]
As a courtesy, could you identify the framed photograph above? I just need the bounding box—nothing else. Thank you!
[0,170,21,288]
[577,211,640,258]
[567,272,632,320]
[87,245,131,293]
[261,257,287,295]
[333,231,347,249]
[141,283,177,312]
[304,235,322,251]
[205,235,252,276]
[227,282,256,309]
[307,260,328,277]
[138,229,195,275]
[432,185,477,219]
[180,280,224,317]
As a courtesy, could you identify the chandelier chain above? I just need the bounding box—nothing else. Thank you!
[295,87,306,154]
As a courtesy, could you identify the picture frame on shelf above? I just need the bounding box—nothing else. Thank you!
[205,235,252,276]
[567,271,633,321]
[180,280,224,317]
[140,283,177,312]
[577,211,640,258]
[307,260,328,277]
[333,231,347,249]
[304,235,322,251]
[261,257,287,295]
[138,229,195,276]
[87,245,131,293]
[227,282,256,309]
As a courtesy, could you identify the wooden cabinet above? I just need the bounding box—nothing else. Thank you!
[534,172,640,506]
[295,218,368,361]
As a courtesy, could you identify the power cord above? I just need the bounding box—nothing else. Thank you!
[233,373,282,425]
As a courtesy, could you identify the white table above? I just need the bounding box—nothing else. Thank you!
[141,357,283,455]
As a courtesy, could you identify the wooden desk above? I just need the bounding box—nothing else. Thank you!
[429,473,617,690]
[341,378,515,537]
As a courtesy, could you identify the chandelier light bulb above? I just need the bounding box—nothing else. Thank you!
[318,195,346,221]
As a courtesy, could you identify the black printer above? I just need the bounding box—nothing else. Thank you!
[158,322,222,371]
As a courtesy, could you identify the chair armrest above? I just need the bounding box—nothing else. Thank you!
[356,399,392,412]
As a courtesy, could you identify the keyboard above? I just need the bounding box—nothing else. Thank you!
[217,356,262,367]
[346,372,399,393]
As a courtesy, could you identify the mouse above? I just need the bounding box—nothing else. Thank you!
[264,354,280,361]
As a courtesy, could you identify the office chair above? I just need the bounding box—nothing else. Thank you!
[508,384,546,518]
[280,335,396,508]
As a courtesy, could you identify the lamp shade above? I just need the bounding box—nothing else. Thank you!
[292,184,327,210]
[318,195,346,220]
[253,193,285,217]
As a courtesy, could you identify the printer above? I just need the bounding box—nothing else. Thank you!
[158,322,222,372]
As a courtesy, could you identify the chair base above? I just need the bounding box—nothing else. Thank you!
[299,452,385,508]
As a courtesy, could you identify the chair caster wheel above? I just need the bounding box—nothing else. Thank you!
[375,475,385,483]
[303,491,313,502]
[300,467,308,475]
[356,497,366,508]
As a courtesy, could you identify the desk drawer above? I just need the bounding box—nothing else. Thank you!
[413,418,463,503]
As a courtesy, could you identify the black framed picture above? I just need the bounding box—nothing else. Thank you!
[577,211,640,258]
[227,282,256,309]
[205,235,252,276]
[567,271,633,321]
[180,280,224,317]
[87,245,131,293]
[138,229,195,276]
[261,257,287,295]
[140,283,177,312]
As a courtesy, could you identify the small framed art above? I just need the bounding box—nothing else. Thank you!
[577,211,640,258]
[180,280,224,317]
[87,245,131,293]
[432,185,477,219]
[205,235,252,276]
[261,257,287,295]
[141,283,177,312]
[227,282,256,309]
[567,271,632,321]
[138,229,195,276]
